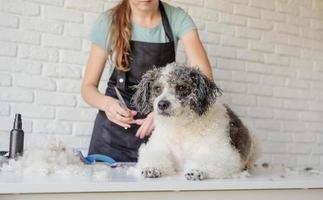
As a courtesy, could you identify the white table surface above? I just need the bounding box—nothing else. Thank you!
[0,164,323,194]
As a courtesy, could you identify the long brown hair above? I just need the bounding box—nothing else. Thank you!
[111,0,132,72]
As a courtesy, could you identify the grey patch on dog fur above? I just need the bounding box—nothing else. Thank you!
[167,64,222,116]
[224,105,251,163]
[131,67,161,115]
[141,167,161,178]
[185,169,207,181]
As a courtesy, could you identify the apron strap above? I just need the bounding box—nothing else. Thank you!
[159,1,175,42]
[116,71,126,89]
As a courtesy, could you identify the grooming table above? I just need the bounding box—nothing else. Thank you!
[0,165,322,200]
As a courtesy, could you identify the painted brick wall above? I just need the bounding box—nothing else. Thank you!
[0,0,323,168]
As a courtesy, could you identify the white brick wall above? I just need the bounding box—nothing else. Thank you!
[0,0,323,168]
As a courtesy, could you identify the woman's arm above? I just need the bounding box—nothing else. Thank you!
[81,43,136,128]
[81,43,110,111]
[181,29,214,80]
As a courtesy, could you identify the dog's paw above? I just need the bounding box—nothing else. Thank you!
[141,167,161,178]
[185,169,207,181]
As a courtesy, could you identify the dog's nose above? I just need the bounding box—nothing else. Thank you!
[158,100,170,111]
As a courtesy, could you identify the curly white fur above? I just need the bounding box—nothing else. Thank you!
[134,63,259,180]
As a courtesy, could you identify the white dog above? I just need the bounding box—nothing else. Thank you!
[131,63,259,180]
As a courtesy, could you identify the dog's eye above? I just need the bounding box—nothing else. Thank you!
[175,85,190,97]
[176,85,184,91]
[176,85,186,92]
[153,85,162,95]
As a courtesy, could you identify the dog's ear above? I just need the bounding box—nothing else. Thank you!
[131,67,161,115]
[189,68,222,115]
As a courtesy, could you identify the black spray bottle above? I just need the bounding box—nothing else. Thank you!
[8,113,24,159]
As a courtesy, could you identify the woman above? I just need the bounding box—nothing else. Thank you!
[81,0,213,162]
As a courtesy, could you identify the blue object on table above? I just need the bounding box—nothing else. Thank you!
[85,154,117,166]
[75,150,117,167]
[74,149,136,167]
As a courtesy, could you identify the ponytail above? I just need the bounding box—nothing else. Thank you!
[111,0,132,72]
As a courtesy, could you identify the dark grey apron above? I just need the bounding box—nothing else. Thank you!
[88,2,176,162]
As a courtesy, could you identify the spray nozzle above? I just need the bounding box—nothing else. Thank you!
[13,113,22,129]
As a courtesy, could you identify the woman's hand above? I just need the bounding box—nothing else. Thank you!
[135,112,155,139]
[103,96,137,129]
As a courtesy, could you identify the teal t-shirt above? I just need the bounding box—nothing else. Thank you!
[89,1,196,51]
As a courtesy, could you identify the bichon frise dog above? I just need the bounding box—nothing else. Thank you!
[132,63,259,180]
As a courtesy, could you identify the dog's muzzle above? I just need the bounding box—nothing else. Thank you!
[158,100,170,111]
[157,100,171,116]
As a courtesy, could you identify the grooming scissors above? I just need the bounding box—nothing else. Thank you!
[114,86,130,112]
[114,87,132,130]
